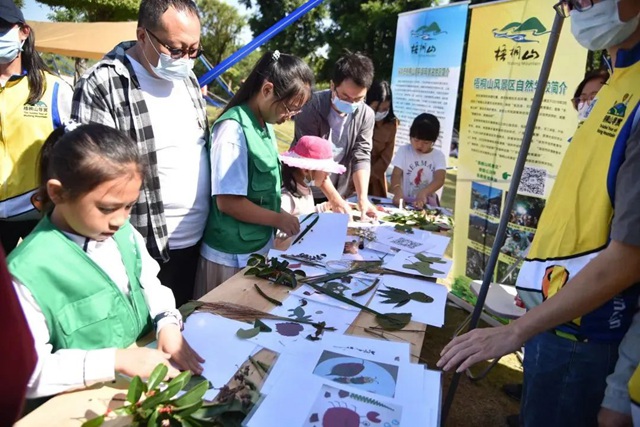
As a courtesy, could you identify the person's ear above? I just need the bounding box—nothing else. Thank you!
[136,27,147,44]
[46,179,66,205]
[262,81,274,99]
[18,25,30,42]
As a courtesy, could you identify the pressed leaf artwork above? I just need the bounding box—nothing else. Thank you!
[377,285,434,308]
[402,253,447,276]
[304,384,402,427]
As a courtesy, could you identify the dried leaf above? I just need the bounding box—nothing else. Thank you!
[352,278,380,297]
[375,313,412,331]
[236,326,261,339]
[244,267,260,276]
[254,319,272,332]
[409,292,434,303]
[253,284,282,306]
[179,300,203,321]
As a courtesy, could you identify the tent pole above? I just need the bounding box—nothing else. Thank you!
[440,11,565,426]
[198,0,325,87]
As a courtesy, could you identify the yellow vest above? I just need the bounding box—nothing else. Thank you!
[0,72,68,220]
[516,47,640,343]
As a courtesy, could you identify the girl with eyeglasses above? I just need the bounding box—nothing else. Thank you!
[194,51,315,297]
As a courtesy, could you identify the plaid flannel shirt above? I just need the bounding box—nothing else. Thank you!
[71,41,209,262]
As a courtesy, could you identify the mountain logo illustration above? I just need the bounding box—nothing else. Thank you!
[492,17,550,43]
[411,22,447,40]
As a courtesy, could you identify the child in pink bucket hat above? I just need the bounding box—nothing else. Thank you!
[280,135,346,215]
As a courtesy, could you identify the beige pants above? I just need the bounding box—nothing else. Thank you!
[193,256,241,299]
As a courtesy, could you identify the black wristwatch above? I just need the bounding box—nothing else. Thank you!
[153,311,184,331]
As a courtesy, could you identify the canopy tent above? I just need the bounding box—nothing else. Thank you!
[26,20,138,60]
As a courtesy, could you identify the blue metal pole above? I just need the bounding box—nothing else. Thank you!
[198,0,325,87]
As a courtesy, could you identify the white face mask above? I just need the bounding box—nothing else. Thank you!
[0,27,24,65]
[571,0,640,51]
[375,110,389,121]
[577,101,592,121]
[144,30,194,81]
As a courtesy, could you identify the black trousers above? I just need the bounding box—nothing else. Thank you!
[0,220,39,255]
[157,244,200,308]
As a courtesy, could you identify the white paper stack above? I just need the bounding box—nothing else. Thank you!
[244,335,441,427]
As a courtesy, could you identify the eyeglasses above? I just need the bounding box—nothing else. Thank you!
[571,92,598,108]
[553,0,595,18]
[282,102,304,117]
[145,28,203,59]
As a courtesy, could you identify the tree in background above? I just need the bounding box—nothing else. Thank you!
[198,0,245,66]
[238,0,329,73]
[36,0,139,21]
[322,0,434,82]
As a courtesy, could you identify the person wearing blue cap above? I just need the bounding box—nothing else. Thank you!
[0,0,72,254]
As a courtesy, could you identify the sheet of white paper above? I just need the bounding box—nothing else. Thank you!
[272,213,349,262]
[181,312,259,401]
[248,352,429,427]
[384,250,453,279]
[260,335,412,396]
[290,274,382,309]
[375,226,451,257]
[245,294,360,352]
[424,368,443,427]
[367,276,449,327]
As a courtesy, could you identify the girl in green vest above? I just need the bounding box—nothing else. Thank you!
[8,123,204,398]
[195,51,315,298]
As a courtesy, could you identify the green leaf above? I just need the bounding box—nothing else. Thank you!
[375,313,412,331]
[182,375,212,393]
[244,267,260,276]
[164,370,192,399]
[114,406,134,416]
[81,415,105,427]
[236,326,261,339]
[179,300,204,321]
[173,400,204,417]
[146,408,159,427]
[147,364,168,392]
[127,375,145,404]
[293,269,307,277]
[254,319,272,332]
[172,378,210,408]
[409,292,434,303]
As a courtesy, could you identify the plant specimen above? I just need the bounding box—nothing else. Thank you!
[402,253,447,276]
[244,254,306,288]
[81,364,258,427]
[291,212,319,245]
[377,285,434,308]
[382,209,453,232]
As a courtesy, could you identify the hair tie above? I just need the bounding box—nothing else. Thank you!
[63,119,80,133]
[272,50,280,62]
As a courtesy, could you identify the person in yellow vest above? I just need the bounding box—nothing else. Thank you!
[9,123,203,398]
[0,0,72,253]
[194,51,314,298]
[438,1,640,426]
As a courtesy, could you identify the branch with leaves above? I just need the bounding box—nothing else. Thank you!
[244,254,306,288]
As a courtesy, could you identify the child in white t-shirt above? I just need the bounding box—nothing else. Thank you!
[279,135,346,215]
[390,113,446,209]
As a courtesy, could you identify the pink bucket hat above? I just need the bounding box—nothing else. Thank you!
[279,135,346,174]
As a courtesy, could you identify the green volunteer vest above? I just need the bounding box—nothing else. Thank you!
[8,216,152,352]
[203,104,281,254]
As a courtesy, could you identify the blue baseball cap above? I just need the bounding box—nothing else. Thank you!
[0,0,24,25]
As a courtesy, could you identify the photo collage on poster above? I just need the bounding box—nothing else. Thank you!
[467,181,546,285]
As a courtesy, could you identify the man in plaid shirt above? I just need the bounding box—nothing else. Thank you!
[72,0,210,306]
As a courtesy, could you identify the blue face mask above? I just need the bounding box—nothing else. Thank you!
[332,91,360,115]
[0,27,24,65]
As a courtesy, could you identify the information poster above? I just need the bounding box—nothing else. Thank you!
[390,2,469,158]
[451,0,588,304]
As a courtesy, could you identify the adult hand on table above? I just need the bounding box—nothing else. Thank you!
[157,324,205,375]
[436,322,524,372]
[358,198,378,221]
[115,347,181,380]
